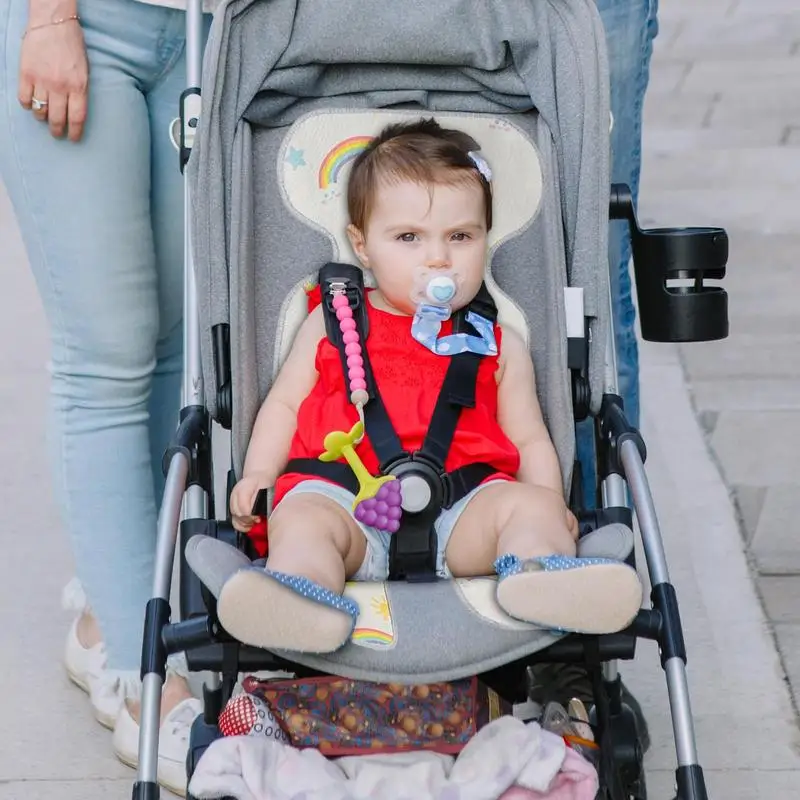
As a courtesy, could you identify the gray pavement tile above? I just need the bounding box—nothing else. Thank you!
[680,337,800,381]
[680,56,800,96]
[772,624,800,713]
[732,484,767,545]
[732,0,800,15]
[643,91,715,130]
[688,379,800,414]
[0,781,179,800]
[641,147,800,191]
[710,93,800,128]
[638,188,800,234]
[665,14,800,59]
[0,781,134,800]
[758,577,800,624]
[785,126,800,146]
[645,59,692,95]
[749,486,800,574]
[657,0,738,21]
[710,413,800,486]
[643,124,788,150]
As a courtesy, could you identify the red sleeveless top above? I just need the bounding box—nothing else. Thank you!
[247,294,520,555]
[275,295,519,499]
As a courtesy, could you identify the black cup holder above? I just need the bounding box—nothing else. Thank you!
[610,184,729,343]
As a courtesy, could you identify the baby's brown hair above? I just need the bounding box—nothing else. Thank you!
[347,118,493,233]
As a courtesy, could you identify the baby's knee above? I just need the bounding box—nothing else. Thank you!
[268,493,357,555]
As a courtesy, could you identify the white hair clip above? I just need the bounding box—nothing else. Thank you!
[467,150,493,182]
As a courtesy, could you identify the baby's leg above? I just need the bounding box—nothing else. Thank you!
[216,492,367,653]
[445,482,642,634]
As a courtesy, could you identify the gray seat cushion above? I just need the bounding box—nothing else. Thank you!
[185,524,632,683]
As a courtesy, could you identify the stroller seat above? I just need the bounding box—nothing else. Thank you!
[185,108,637,683]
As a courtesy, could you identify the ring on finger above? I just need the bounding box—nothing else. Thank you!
[31,96,48,112]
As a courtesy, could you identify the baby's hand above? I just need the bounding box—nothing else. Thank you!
[230,473,271,532]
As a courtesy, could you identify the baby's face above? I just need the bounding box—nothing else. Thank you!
[348,178,488,315]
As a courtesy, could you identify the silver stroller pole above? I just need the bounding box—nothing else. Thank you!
[133,3,207,797]
[621,440,700,767]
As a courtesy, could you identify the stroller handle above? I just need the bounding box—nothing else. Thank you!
[180,0,206,413]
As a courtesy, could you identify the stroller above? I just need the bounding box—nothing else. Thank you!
[134,1,730,798]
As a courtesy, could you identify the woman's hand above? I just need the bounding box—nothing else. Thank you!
[17,14,89,142]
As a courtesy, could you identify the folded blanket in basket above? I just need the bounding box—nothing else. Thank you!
[188,714,599,800]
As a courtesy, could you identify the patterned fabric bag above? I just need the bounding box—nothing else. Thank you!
[237,674,511,756]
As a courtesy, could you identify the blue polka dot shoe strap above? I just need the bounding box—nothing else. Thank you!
[494,553,622,578]
[264,569,359,622]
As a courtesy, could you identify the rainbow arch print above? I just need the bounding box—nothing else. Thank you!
[351,627,394,647]
[318,135,374,189]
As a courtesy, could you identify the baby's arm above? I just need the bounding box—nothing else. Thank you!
[496,326,564,497]
[229,306,326,530]
[242,304,326,483]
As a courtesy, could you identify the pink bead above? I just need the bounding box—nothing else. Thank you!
[351,378,367,391]
[348,366,366,381]
[376,516,388,530]
[363,510,378,526]
[345,342,362,357]
[343,330,359,344]
[387,519,400,533]
[336,306,353,321]
[347,354,363,369]
[340,318,356,332]
[332,294,349,309]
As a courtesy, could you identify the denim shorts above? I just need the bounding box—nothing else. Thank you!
[281,479,505,580]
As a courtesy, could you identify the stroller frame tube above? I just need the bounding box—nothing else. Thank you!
[621,439,699,766]
[136,452,190,791]
[133,3,207,798]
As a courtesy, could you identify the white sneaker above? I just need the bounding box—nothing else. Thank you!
[113,693,202,797]
[63,578,134,729]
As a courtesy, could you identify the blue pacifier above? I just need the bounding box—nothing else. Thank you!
[410,268,497,358]
[426,276,457,305]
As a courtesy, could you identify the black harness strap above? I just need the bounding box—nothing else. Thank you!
[418,282,499,481]
[283,458,359,496]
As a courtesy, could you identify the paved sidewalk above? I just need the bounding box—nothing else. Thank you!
[2,1,799,798]
[639,0,800,721]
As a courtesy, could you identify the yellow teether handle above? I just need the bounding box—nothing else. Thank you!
[319,422,396,512]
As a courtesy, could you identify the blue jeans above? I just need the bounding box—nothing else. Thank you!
[0,0,210,668]
[576,0,659,507]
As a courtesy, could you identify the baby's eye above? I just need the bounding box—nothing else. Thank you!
[450,232,472,242]
[396,233,418,242]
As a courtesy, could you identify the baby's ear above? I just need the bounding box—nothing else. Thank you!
[346,224,370,269]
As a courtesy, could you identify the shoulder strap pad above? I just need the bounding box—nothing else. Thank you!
[318,262,370,345]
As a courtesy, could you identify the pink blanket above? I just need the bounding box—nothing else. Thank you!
[500,746,598,799]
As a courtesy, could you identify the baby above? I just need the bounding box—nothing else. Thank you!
[218,118,642,653]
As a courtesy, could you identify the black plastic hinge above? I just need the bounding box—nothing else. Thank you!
[179,87,201,172]
[140,598,171,682]
[652,581,687,668]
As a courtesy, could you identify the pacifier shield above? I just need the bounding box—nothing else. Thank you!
[427,276,457,304]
